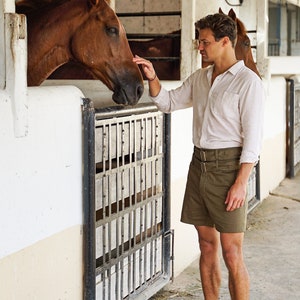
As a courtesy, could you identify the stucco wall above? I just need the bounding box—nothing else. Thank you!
[0,86,84,299]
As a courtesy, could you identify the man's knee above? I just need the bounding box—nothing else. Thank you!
[222,246,243,270]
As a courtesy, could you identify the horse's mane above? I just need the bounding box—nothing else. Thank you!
[235,17,247,36]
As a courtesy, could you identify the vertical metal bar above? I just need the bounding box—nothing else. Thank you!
[139,117,144,287]
[150,116,155,279]
[102,124,107,300]
[82,98,96,300]
[156,114,160,276]
[144,117,149,283]
[120,121,125,299]
[128,119,133,295]
[115,121,120,300]
[255,161,261,201]
[162,113,172,278]
[287,79,295,178]
[107,123,112,300]
[133,117,137,292]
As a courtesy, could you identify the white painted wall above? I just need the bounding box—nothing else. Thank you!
[260,77,288,198]
[0,86,84,299]
[0,86,84,258]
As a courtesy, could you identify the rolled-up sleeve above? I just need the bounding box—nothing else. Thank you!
[240,79,265,163]
[150,77,194,113]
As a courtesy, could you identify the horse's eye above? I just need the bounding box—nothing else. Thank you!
[244,40,250,47]
[106,26,119,36]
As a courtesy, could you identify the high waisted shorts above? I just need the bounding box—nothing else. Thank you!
[180,146,248,233]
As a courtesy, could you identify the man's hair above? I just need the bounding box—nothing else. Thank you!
[195,13,237,47]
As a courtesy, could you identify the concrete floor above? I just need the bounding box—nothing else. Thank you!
[150,171,300,300]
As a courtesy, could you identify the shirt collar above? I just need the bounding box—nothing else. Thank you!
[228,60,245,75]
[206,60,244,82]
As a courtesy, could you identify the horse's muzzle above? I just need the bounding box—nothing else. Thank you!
[112,81,144,106]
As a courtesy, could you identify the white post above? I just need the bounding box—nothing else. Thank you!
[110,0,116,10]
[5,12,28,137]
[0,1,5,89]
[256,0,270,80]
[181,0,200,80]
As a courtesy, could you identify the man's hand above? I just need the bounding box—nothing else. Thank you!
[225,181,247,211]
[133,55,161,97]
[225,162,255,211]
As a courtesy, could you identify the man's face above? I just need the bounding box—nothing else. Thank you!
[197,28,223,64]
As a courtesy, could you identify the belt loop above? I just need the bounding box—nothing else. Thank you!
[215,150,219,168]
[200,162,206,173]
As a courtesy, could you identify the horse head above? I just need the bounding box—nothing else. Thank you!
[71,0,144,105]
[220,8,261,78]
[17,0,144,105]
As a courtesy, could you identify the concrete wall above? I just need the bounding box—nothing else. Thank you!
[0,86,84,299]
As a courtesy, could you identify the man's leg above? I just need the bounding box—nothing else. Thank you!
[220,232,249,300]
[195,225,221,300]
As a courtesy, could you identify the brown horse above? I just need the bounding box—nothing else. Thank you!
[129,32,181,80]
[16,0,144,105]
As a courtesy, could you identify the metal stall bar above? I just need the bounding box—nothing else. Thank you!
[117,11,181,17]
[286,79,300,178]
[247,162,261,213]
[82,98,96,300]
[94,103,172,300]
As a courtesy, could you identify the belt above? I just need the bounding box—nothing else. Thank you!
[193,147,242,173]
[194,146,242,162]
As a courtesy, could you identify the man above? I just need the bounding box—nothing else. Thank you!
[133,13,264,300]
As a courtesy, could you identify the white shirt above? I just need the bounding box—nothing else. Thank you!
[150,61,264,163]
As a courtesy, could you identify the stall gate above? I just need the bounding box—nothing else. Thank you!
[287,79,300,178]
[83,100,173,300]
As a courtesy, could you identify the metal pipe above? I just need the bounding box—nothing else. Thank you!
[117,11,181,17]
[82,98,96,300]
[162,113,172,279]
[287,79,295,178]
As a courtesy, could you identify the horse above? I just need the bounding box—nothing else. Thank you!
[16,0,144,106]
[128,31,181,80]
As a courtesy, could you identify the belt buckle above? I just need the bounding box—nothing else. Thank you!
[200,162,207,173]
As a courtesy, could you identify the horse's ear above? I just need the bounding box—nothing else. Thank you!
[228,8,237,21]
[88,0,101,8]
[219,7,224,14]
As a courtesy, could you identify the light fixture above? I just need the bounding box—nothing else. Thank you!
[225,0,244,6]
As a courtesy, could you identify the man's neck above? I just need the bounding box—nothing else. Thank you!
[213,56,238,76]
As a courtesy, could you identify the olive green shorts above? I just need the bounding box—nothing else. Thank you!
[180,147,248,233]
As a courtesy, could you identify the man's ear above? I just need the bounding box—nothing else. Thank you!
[222,36,230,46]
